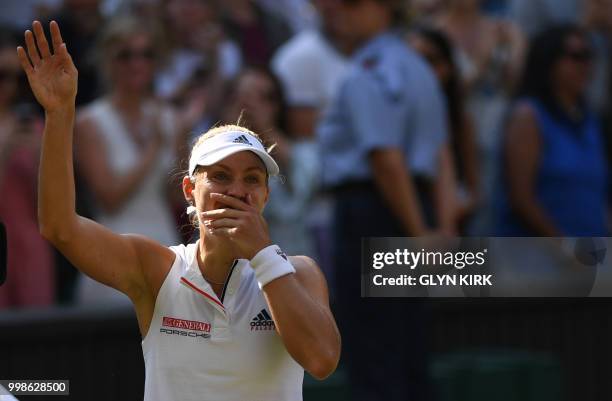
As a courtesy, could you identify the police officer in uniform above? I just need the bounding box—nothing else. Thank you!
[317,1,453,400]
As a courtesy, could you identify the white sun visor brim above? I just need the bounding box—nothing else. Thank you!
[188,131,279,177]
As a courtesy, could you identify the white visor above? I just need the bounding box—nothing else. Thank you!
[189,131,279,177]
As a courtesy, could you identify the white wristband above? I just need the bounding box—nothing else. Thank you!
[251,245,295,289]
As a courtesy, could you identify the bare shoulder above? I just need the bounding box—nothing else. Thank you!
[289,255,330,303]
[123,235,176,336]
[125,234,176,299]
[128,234,175,263]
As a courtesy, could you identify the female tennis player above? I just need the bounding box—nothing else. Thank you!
[18,20,340,401]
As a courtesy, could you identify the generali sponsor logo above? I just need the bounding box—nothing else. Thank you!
[161,316,211,339]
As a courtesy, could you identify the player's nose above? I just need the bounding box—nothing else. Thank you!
[225,183,247,203]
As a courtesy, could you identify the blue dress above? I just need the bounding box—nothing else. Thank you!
[496,98,609,236]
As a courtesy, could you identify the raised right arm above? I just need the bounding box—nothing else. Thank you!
[18,21,172,301]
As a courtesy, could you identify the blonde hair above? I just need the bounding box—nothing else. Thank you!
[189,123,276,178]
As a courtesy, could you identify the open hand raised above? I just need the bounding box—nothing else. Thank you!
[17,21,77,113]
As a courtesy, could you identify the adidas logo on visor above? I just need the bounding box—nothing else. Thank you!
[250,309,275,331]
[232,134,252,146]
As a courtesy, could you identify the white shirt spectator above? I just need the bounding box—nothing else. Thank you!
[76,98,180,305]
[272,30,349,110]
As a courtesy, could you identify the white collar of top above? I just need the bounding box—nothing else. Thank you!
[188,131,279,178]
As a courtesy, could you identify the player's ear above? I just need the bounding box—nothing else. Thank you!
[182,175,195,204]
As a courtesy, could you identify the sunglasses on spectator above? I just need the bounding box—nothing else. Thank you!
[0,69,21,82]
[564,49,593,62]
[114,48,156,62]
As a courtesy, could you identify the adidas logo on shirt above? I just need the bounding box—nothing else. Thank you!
[250,309,275,331]
[232,135,252,146]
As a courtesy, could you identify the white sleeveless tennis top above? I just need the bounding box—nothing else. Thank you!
[142,242,304,401]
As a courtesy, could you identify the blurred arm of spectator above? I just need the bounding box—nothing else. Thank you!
[370,149,428,236]
[408,27,480,230]
[406,55,457,235]
[505,103,562,236]
[456,113,480,217]
[75,113,163,214]
[496,19,527,93]
[433,143,458,236]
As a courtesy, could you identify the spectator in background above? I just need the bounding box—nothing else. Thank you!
[408,0,446,25]
[74,15,181,304]
[256,0,317,33]
[582,0,612,116]
[435,0,525,233]
[317,0,455,399]
[436,0,525,137]
[220,0,292,66]
[222,67,318,256]
[0,0,62,31]
[41,0,106,304]
[582,0,612,166]
[155,0,242,133]
[19,1,106,304]
[0,30,54,308]
[408,27,480,233]
[272,0,353,138]
[271,0,355,287]
[497,25,609,236]
[510,0,581,38]
[51,0,106,106]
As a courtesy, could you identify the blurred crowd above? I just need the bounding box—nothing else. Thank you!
[1,1,611,400]
[0,0,610,311]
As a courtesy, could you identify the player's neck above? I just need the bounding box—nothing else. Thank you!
[197,237,237,289]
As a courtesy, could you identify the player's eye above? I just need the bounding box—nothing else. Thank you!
[245,175,262,184]
[212,171,230,182]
